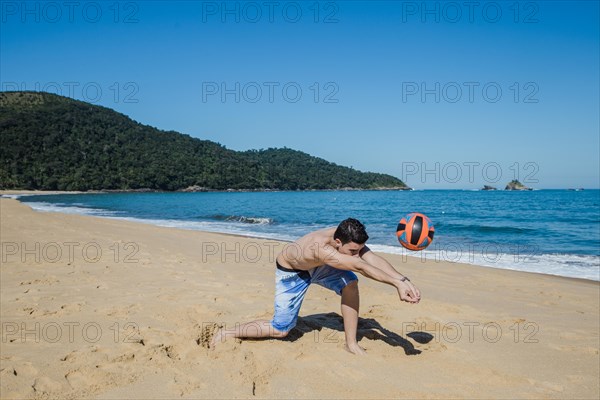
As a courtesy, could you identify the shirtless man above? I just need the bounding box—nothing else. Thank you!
[210,218,421,355]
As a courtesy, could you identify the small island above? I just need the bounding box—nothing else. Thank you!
[505,180,533,191]
[481,185,497,191]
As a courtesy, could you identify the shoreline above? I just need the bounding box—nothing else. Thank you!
[5,191,599,283]
[1,197,598,399]
[3,197,598,286]
[0,186,413,196]
[2,188,598,197]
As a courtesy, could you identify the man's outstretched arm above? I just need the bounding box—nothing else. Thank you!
[360,246,421,303]
[320,245,420,303]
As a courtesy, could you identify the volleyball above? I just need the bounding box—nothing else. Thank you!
[396,212,435,251]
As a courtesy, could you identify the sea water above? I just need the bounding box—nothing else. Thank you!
[15,190,600,281]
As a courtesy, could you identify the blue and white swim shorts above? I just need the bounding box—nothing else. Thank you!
[270,261,358,332]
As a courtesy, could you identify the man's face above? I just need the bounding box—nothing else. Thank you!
[336,241,364,257]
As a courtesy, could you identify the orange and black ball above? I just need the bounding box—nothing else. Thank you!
[397,212,435,251]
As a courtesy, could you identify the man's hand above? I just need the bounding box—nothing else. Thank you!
[397,279,421,303]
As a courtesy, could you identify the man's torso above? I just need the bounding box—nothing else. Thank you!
[276,227,336,271]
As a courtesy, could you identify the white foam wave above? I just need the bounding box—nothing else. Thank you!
[369,244,600,281]
[24,201,297,241]
[111,216,298,242]
[225,216,274,225]
[25,202,121,216]
[21,200,600,281]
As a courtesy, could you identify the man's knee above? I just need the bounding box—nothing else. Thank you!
[272,327,289,338]
[342,280,359,294]
[269,320,291,338]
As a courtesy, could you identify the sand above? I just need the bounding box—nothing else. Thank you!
[0,196,598,399]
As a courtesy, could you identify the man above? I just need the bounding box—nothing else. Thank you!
[210,218,421,355]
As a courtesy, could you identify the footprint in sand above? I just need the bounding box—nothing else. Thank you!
[63,362,139,395]
[143,343,182,364]
[1,362,39,399]
[162,345,181,361]
[32,376,64,395]
[198,323,220,349]
[111,352,137,363]
[0,357,38,377]
[60,350,82,363]
[171,373,205,397]
[65,369,94,389]
[60,346,110,366]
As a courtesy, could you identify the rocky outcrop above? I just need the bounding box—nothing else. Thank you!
[179,186,209,192]
[505,180,533,191]
[481,185,497,191]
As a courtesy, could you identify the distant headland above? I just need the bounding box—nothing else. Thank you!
[0,92,410,192]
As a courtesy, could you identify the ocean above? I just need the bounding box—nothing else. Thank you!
[13,190,600,281]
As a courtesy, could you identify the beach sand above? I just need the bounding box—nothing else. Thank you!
[1,197,598,399]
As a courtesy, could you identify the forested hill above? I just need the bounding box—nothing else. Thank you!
[0,92,409,191]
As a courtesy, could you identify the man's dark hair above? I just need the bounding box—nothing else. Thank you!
[334,218,369,245]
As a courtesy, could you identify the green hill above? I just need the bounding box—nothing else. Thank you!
[0,91,409,191]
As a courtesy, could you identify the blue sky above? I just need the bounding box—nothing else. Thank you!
[2,1,599,189]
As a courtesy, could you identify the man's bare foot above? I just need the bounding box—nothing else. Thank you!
[209,328,226,349]
[345,342,367,355]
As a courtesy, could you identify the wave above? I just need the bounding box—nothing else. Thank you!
[17,194,599,281]
[440,223,535,234]
[25,202,121,216]
[208,214,274,225]
[368,244,600,281]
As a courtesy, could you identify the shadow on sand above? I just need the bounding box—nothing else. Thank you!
[282,312,434,355]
